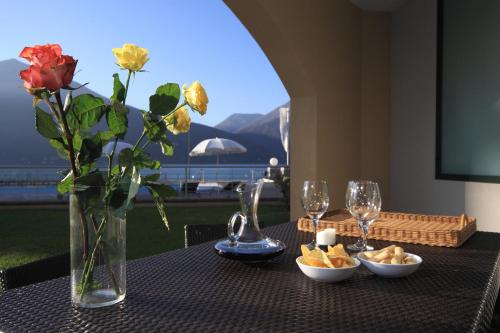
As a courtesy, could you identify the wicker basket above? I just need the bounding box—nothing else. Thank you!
[297,209,477,247]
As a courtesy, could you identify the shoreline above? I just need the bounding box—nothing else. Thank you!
[0,197,285,210]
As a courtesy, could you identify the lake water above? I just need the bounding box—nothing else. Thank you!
[0,165,272,202]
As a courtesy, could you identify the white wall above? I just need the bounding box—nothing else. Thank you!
[465,182,500,231]
[391,0,500,232]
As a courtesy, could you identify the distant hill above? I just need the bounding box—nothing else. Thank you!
[0,59,286,165]
[236,101,290,140]
[214,113,263,133]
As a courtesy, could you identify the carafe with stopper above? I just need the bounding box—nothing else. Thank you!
[214,179,286,262]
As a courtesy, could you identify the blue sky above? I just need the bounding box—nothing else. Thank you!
[0,0,289,126]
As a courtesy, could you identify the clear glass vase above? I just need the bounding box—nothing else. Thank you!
[69,190,126,308]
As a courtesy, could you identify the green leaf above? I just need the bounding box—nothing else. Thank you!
[159,139,174,156]
[49,138,69,160]
[142,173,160,183]
[119,147,160,171]
[72,132,83,151]
[35,107,60,139]
[152,194,169,229]
[109,188,129,219]
[67,94,105,129]
[134,149,161,169]
[111,73,125,103]
[56,168,71,177]
[107,170,139,219]
[78,137,102,166]
[63,83,89,91]
[146,183,176,230]
[118,148,134,168]
[95,130,115,145]
[107,102,129,138]
[147,182,177,197]
[149,83,180,115]
[57,171,73,194]
[142,112,167,142]
[73,171,105,191]
[75,172,105,186]
[79,163,94,177]
[126,166,141,207]
[111,165,121,176]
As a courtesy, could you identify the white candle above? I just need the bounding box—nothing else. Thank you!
[316,228,336,245]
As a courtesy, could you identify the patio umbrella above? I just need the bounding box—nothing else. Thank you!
[102,141,133,156]
[102,141,133,163]
[189,137,247,165]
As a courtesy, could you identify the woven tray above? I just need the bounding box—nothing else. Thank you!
[297,209,477,247]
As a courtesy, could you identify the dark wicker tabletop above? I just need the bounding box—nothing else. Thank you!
[1,222,499,333]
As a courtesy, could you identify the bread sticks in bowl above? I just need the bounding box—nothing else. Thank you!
[362,245,417,265]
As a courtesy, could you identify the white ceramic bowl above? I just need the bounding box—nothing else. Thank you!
[296,256,360,283]
[357,252,423,278]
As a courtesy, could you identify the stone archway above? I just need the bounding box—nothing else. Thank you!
[225,0,391,219]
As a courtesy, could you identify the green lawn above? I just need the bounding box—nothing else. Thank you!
[0,203,289,269]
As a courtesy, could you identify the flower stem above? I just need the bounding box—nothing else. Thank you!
[123,70,132,104]
[119,102,187,178]
[107,70,133,179]
[47,93,90,263]
[80,71,133,299]
[141,140,151,150]
[160,101,188,122]
[79,216,107,300]
[128,101,187,156]
[49,92,94,297]
[49,93,78,177]
[89,214,121,296]
[132,131,147,151]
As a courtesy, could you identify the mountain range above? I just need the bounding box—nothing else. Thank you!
[214,101,290,141]
[214,113,263,133]
[0,59,287,165]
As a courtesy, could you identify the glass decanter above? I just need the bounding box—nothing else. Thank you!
[214,179,286,262]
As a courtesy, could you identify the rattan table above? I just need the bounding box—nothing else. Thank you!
[1,222,499,332]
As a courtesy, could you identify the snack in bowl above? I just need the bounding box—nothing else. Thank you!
[301,244,355,268]
[358,245,422,278]
[297,244,360,283]
[301,245,333,268]
[326,244,356,268]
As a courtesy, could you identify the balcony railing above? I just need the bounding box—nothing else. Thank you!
[0,165,288,203]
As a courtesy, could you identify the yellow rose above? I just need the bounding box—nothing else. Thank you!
[112,43,149,72]
[165,106,191,135]
[182,81,208,115]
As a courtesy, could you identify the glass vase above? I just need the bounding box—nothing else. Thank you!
[69,190,126,308]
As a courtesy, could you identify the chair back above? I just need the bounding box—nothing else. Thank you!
[181,182,199,193]
[0,253,70,292]
[223,181,241,191]
[184,224,227,248]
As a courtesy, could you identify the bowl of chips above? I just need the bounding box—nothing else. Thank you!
[296,244,360,283]
[357,245,422,278]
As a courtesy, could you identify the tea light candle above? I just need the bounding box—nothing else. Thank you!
[316,228,336,245]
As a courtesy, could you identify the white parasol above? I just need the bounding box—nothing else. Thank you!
[189,137,247,165]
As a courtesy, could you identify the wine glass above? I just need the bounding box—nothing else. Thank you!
[345,180,381,252]
[301,180,330,249]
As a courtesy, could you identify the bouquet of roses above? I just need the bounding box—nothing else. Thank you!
[19,43,208,306]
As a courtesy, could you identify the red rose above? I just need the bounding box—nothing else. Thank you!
[19,44,77,92]
[19,44,62,67]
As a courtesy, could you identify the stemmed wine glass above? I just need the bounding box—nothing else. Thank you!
[301,180,330,249]
[345,180,381,251]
